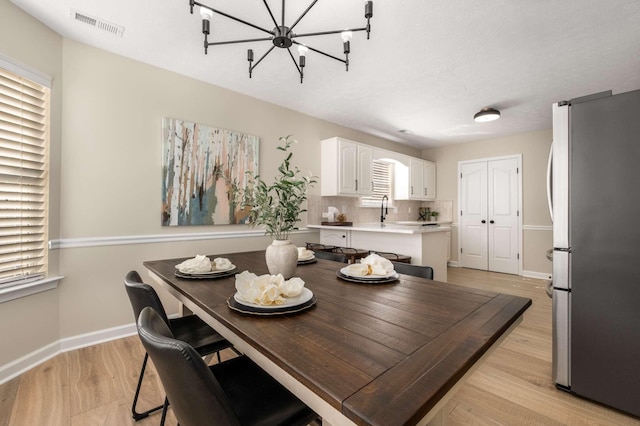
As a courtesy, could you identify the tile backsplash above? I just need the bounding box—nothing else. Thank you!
[307,196,453,224]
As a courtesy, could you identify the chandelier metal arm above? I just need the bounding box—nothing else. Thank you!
[192,1,272,36]
[261,0,279,30]
[285,47,303,83]
[288,0,319,34]
[249,45,276,76]
[293,27,368,39]
[207,37,273,47]
[291,40,346,65]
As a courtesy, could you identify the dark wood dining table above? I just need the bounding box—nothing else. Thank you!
[144,251,531,426]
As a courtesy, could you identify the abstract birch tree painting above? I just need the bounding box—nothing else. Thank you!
[161,118,259,226]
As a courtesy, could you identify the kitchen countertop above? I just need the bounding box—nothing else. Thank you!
[308,222,451,234]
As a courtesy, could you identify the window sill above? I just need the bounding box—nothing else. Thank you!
[0,276,64,304]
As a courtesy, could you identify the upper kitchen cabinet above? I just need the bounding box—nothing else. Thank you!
[395,158,437,201]
[321,137,374,196]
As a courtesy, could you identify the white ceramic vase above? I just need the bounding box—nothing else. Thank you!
[265,239,298,279]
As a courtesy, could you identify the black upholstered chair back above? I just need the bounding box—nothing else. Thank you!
[137,307,241,426]
[124,270,171,326]
[391,262,434,280]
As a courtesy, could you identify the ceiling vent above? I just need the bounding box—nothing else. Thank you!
[70,9,125,37]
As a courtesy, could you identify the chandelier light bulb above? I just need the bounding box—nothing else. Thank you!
[200,7,213,20]
[341,31,353,42]
[298,45,308,57]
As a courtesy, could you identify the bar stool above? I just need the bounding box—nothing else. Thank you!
[305,242,337,252]
[370,251,412,264]
[334,247,369,264]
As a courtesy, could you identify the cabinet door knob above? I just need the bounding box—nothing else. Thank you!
[490,220,495,224]
[481,220,486,224]
[355,179,358,190]
[411,186,414,195]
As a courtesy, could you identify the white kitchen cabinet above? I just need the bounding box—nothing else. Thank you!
[319,229,350,247]
[395,158,436,201]
[321,137,374,196]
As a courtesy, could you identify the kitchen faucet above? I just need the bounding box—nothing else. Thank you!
[380,195,389,223]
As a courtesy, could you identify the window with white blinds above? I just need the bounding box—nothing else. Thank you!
[361,160,394,206]
[0,67,49,286]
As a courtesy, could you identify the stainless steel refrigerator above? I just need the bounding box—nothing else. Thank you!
[550,89,640,418]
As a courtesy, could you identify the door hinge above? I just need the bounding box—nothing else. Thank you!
[517,167,519,174]
[517,253,520,259]
[460,172,463,178]
[460,248,463,254]
[460,210,463,216]
[517,210,520,216]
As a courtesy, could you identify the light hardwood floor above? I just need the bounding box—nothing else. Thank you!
[1,267,639,425]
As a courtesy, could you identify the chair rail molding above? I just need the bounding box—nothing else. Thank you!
[49,228,317,250]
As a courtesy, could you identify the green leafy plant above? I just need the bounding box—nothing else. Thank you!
[237,135,316,240]
[431,211,439,218]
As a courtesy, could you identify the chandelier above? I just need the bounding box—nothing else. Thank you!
[188,1,374,83]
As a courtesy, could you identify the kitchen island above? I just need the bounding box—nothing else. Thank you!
[308,223,451,282]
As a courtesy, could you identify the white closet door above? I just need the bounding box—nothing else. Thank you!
[488,158,519,274]
[460,162,488,270]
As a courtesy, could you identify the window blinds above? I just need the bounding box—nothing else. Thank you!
[0,67,49,284]
[361,160,393,205]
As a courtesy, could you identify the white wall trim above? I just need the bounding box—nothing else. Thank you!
[0,314,179,385]
[447,261,460,267]
[49,228,317,250]
[0,341,60,386]
[522,225,553,231]
[522,270,552,280]
[0,276,63,304]
[0,52,52,88]
[58,322,138,353]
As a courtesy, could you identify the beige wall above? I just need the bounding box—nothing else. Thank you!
[0,0,62,367]
[423,130,553,276]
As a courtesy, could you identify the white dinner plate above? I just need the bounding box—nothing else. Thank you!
[233,287,313,309]
[339,266,397,280]
[175,264,236,276]
[298,253,315,261]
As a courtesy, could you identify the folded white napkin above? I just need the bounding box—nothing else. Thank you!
[213,257,232,270]
[297,247,315,259]
[175,255,212,273]
[343,253,394,276]
[235,271,305,306]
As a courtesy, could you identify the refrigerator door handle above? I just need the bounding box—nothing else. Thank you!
[547,142,553,222]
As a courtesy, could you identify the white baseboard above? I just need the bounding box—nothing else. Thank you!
[447,261,460,267]
[0,313,184,385]
[58,322,138,353]
[522,270,552,280]
[0,341,60,386]
[1,323,144,385]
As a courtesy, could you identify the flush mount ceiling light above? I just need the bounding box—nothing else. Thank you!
[189,0,374,83]
[474,107,501,122]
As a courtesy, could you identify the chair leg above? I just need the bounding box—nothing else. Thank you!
[160,397,169,426]
[131,352,164,420]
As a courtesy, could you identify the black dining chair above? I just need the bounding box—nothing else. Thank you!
[124,270,236,423]
[391,262,434,280]
[313,250,348,263]
[137,306,319,426]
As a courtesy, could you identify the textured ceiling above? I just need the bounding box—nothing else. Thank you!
[10,0,640,149]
